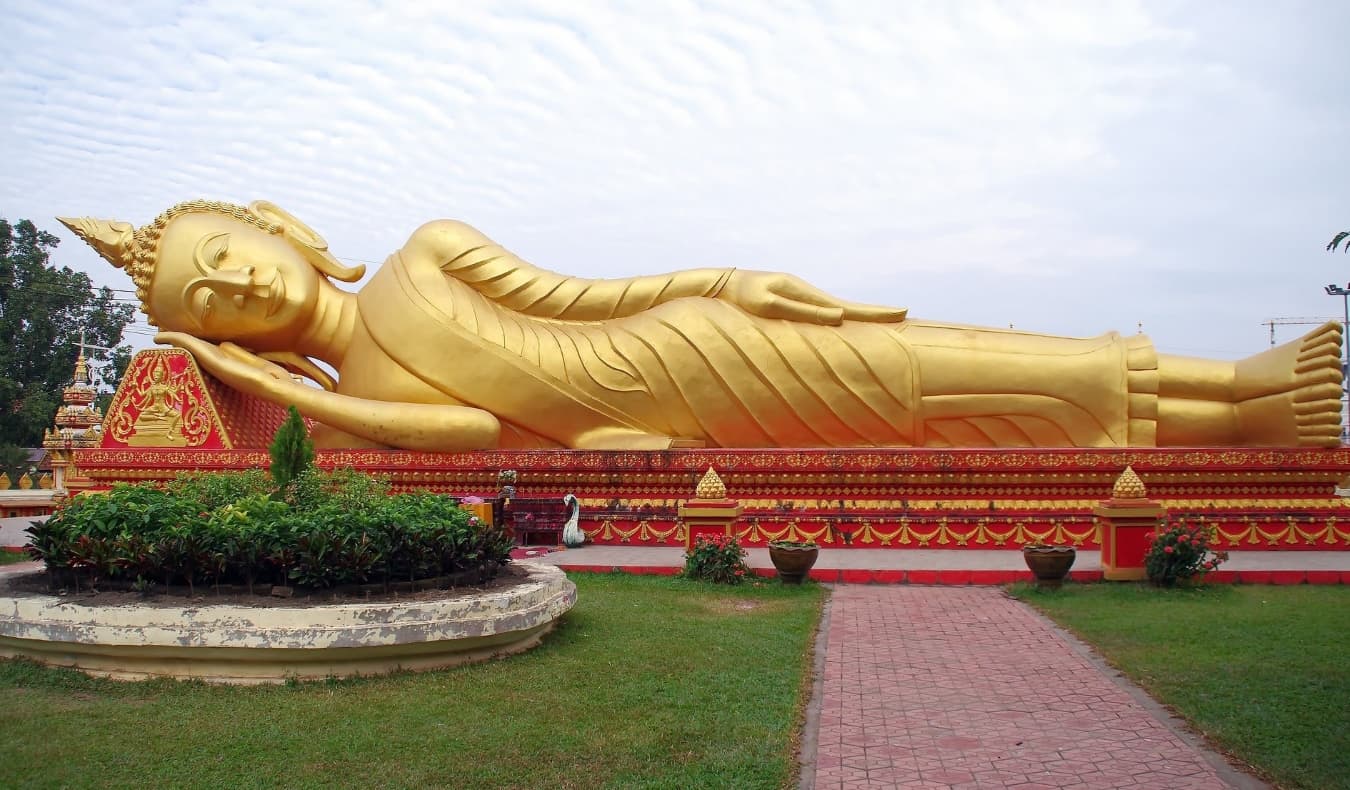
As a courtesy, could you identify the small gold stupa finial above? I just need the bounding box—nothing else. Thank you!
[1112,465,1147,499]
[72,350,89,385]
[695,467,727,500]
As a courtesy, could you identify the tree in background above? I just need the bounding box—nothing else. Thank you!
[1331,232,1350,253]
[268,405,314,493]
[0,444,31,487]
[0,218,135,446]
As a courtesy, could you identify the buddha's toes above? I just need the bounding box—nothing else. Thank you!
[1236,322,1344,446]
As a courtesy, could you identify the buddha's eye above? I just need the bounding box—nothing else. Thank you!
[193,232,231,276]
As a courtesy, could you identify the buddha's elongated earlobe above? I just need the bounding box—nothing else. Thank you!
[247,200,365,282]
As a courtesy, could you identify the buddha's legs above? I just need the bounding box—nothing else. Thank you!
[1156,322,1344,447]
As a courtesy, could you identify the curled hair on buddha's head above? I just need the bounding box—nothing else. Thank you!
[58,200,365,326]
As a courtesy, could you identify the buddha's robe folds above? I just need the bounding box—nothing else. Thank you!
[358,223,1159,448]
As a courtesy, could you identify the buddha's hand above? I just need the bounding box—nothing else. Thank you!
[719,270,906,325]
[155,333,299,400]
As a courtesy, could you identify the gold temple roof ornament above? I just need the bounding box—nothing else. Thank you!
[63,199,1348,451]
[1112,466,1147,500]
[42,351,105,450]
[695,467,727,500]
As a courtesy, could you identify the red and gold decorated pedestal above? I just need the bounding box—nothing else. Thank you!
[1094,466,1166,581]
[678,468,743,550]
[99,348,299,451]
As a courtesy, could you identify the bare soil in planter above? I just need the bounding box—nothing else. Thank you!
[2,563,533,609]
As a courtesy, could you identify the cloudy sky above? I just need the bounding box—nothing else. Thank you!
[3,0,1347,361]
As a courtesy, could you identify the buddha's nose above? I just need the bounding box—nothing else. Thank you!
[209,266,259,296]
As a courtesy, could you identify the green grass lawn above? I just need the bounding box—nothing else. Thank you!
[0,572,825,790]
[0,551,32,565]
[1011,583,1350,790]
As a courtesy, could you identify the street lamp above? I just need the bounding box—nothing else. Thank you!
[1324,284,1350,442]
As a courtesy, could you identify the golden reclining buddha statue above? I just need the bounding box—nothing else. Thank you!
[61,200,1344,451]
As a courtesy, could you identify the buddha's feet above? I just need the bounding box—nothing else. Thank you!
[1234,322,1344,447]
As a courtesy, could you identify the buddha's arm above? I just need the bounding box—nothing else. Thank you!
[403,220,906,324]
[404,220,732,320]
[156,334,502,451]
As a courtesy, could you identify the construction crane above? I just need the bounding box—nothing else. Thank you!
[1261,317,1340,346]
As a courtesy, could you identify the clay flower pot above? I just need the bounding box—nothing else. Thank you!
[768,541,819,585]
[1022,545,1076,589]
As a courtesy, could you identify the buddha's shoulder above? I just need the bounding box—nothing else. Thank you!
[403,219,496,261]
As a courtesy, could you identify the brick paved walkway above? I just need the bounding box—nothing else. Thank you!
[811,587,1246,789]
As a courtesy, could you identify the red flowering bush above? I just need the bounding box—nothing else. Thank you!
[1145,520,1228,587]
[682,534,752,585]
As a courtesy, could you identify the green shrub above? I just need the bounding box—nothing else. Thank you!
[26,470,513,592]
[166,470,272,509]
[682,534,752,584]
[268,405,314,493]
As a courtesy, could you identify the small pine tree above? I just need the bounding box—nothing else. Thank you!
[269,405,314,493]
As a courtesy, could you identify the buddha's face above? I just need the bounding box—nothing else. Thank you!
[148,213,319,347]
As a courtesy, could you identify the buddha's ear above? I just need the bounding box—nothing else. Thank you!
[247,200,365,283]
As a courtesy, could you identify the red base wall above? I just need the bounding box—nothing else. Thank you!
[75,446,1350,551]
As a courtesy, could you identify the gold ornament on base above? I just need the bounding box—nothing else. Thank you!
[695,467,728,500]
[1111,466,1148,500]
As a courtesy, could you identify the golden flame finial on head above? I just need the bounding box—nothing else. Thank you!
[695,466,727,499]
[1112,465,1147,499]
[58,216,136,270]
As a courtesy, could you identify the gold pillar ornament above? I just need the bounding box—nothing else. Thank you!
[695,467,728,499]
[62,200,1346,451]
[1111,466,1147,499]
[680,465,742,550]
[1096,466,1167,582]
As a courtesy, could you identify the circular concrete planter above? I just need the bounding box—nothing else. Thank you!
[0,562,575,685]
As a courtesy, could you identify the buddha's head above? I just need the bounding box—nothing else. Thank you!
[59,201,364,349]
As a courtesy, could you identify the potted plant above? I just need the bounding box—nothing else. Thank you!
[768,539,819,585]
[1021,542,1076,589]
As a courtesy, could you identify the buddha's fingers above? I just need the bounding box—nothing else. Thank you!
[1296,338,1342,365]
[219,342,292,380]
[763,298,844,325]
[1294,361,1343,381]
[1292,382,1344,404]
[841,303,908,323]
[1298,321,1342,344]
[1294,408,1341,425]
[1297,423,1343,447]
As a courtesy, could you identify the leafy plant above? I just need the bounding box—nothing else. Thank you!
[167,470,272,510]
[1145,520,1227,587]
[682,534,752,584]
[268,405,314,494]
[768,539,817,549]
[26,470,513,594]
